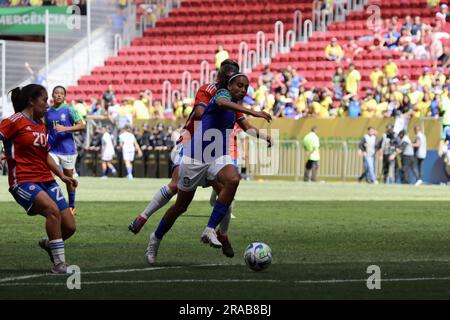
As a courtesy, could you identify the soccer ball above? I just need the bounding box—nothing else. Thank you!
[244,242,272,272]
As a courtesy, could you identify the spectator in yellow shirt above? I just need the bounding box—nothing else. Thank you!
[370,66,384,88]
[215,44,229,70]
[345,64,361,95]
[30,0,43,5]
[414,92,432,117]
[133,98,150,120]
[325,38,344,62]
[361,90,377,118]
[408,83,424,106]
[384,57,398,80]
[375,95,389,118]
[418,67,433,89]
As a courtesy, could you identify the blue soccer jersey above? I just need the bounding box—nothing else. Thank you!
[186,89,245,162]
[443,126,450,150]
[45,104,83,155]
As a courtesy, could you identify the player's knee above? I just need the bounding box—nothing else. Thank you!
[168,182,178,194]
[45,206,61,222]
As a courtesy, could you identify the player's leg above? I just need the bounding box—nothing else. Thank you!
[32,191,68,273]
[211,182,235,258]
[145,188,196,264]
[145,158,206,264]
[63,168,76,213]
[201,163,240,248]
[107,161,117,176]
[128,166,179,234]
[61,154,77,215]
[37,180,75,272]
[125,159,133,179]
[101,160,108,178]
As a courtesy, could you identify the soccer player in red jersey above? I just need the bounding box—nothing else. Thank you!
[0,84,77,274]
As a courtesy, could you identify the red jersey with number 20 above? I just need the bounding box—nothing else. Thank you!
[0,113,53,187]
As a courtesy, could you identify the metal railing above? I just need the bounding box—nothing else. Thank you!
[246,138,383,181]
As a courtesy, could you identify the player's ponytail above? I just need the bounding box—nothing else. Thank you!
[9,87,25,113]
[9,84,47,113]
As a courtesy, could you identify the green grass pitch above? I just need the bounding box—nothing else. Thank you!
[1,177,450,299]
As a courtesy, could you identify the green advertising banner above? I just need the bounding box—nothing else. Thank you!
[0,6,74,35]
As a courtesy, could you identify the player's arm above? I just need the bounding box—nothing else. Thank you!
[0,139,4,171]
[0,119,16,170]
[47,154,78,188]
[237,118,272,147]
[134,139,143,157]
[216,98,272,122]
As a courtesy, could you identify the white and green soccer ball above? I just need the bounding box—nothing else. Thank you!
[244,242,272,272]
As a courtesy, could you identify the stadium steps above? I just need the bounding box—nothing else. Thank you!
[66,0,314,102]
[244,0,446,92]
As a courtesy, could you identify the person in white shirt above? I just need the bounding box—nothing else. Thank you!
[101,126,117,179]
[119,125,143,180]
[412,125,427,185]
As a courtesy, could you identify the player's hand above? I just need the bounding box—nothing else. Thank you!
[62,175,78,188]
[55,124,67,133]
[266,135,273,148]
[255,111,272,123]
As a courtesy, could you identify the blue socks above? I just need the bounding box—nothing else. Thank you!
[68,192,76,208]
[154,218,173,240]
[207,200,229,229]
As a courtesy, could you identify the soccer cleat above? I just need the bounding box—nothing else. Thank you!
[145,232,161,264]
[128,215,147,234]
[201,227,222,248]
[38,237,54,264]
[51,262,68,274]
[415,179,423,186]
[217,232,234,258]
[231,213,236,219]
[70,207,77,216]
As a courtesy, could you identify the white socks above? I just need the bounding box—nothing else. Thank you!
[140,186,174,219]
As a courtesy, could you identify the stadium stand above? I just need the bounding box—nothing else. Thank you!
[66,0,315,102]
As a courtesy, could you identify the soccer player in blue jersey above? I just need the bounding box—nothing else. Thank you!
[144,73,272,264]
[45,86,85,216]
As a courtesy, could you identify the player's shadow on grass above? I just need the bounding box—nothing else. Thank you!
[180,214,210,218]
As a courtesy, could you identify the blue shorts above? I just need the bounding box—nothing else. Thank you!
[9,180,69,216]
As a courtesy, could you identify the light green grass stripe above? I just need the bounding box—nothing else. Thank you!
[1,177,449,202]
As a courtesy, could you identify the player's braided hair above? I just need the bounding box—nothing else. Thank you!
[9,84,47,113]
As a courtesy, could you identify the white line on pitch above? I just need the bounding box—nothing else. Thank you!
[294,277,450,284]
[0,279,282,287]
[3,276,450,287]
[0,263,227,284]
